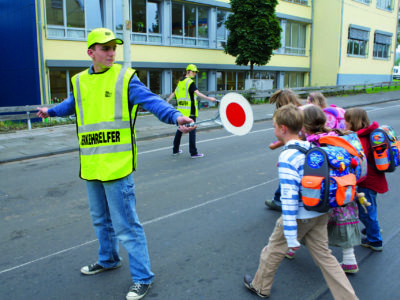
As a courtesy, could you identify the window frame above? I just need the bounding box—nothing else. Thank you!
[347,26,370,57]
[376,0,393,11]
[373,31,392,59]
[283,20,307,56]
[281,0,308,5]
[171,1,210,48]
[353,0,370,4]
[216,8,231,49]
[46,0,105,40]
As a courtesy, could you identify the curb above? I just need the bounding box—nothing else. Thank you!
[1,97,399,164]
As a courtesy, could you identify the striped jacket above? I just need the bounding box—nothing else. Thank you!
[278,139,324,248]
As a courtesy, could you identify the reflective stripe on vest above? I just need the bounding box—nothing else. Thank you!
[175,77,197,117]
[72,64,138,181]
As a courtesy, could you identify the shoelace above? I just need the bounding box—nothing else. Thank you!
[130,283,142,292]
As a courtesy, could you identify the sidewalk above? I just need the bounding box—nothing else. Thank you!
[1,90,400,164]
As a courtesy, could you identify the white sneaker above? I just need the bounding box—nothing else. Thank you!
[172,150,183,155]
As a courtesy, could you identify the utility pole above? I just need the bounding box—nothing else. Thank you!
[122,0,131,69]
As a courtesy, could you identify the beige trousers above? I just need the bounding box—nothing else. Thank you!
[252,214,358,300]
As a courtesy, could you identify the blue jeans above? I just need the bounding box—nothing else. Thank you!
[86,174,154,284]
[173,116,198,155]
[357,186,382,243]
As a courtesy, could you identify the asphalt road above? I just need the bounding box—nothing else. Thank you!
[1,101,400,300]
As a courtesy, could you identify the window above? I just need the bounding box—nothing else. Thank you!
[373,32,392,59]
[347,26,369,56]
[46,0,104,39]
[217,71,245,90]
[216,72,226,90]
[353,0,370,4]
[113,0,161,44]
[49,68,84,103]
[49,70,68,103]
[248,71,277,89]
[376,0,393,10]
[171,2,209,47]
[136,70,162,95]
[216,9,231,48]
[284,72,304,88]
[282,0,308,5]
[131,0,161,43]
[171,70,208,92]
[284,21,306,55]
[197,71,208,92]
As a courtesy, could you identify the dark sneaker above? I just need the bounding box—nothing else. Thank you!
[361,238,383,251]
[191,153,204,159]
[243,275,269,298]
[126,283,151,300]
[172,150,183,156]
[80,262,121,275]
[341,263,359,273]
[265,199,282,211]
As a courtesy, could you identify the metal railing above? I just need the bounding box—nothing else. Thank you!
[0,104,56,130]
[2,81,400,130]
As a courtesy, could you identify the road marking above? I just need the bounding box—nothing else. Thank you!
[138,127,274,155]
[0,240,96,275]
[366,104,400,112]
[0,178,278,275]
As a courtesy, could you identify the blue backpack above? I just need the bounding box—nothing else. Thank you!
[288,132,366,213]
[370,125,400,172]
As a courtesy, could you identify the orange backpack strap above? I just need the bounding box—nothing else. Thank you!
[318,136,359,157]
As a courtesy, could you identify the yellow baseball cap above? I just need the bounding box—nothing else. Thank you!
[87,28,123,49]
[186,64,199,72]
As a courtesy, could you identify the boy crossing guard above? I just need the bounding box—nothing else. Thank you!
[167,64,217,158]
[37,28,194,300]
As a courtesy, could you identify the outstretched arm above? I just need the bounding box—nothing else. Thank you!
[194,90,217,102]
[166,92,175,103]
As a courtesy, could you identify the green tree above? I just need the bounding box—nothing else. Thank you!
[224,0,281,78]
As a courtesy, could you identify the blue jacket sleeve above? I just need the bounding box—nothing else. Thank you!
[129,75,182,124]
[48,93,75,117]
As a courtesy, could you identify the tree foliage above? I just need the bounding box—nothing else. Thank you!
[224,0,282,77]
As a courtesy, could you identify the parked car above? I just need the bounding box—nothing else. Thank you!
[393,66,400,80]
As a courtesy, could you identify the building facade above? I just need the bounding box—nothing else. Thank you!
[0,0,398,107]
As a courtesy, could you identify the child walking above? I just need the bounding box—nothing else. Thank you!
[243,104,358,299]
[344,108,387,251]
[265,89,304,211]
[307,91,346,130]
[300,106,361,273]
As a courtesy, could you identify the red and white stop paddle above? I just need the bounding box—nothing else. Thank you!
[185,92,253,136]
[219,92,253,136]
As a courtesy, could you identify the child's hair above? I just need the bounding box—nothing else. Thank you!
[307,92,327,108]
[344,108,370,131]
[303,105,343,135]
[273,104,304,134]
[269,89,302,109]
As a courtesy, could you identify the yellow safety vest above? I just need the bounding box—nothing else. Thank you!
[71,64,138,181]
[175,77,198,117]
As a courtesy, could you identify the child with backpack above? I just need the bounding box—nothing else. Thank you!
[344,108,388,251]
[243,104,358,299]
[307,92,346,130]
[265,89,305,211]
[292,105,362,273]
